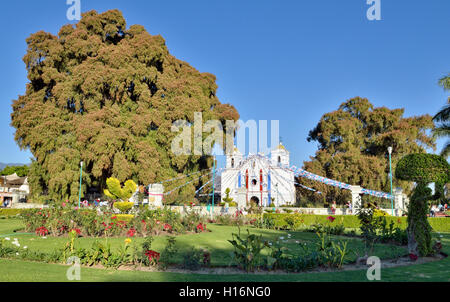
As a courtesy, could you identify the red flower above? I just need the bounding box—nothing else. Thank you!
[111,216,117,220]
[35,226,49,236]
[127,228,136,237]
[196,223,206,232]
[163,224,172,231]
[145,250,160,263]
[409,253,418,261]
[327,216,336,223]
[71,228,81,235]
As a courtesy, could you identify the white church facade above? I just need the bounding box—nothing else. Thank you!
[220,144,296,207]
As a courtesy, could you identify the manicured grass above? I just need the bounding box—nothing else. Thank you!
[0,237,449,282]
[0,218,26,235]
[0,220,406,266]
[0,218,449,282]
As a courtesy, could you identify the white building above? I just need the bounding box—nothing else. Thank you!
[220,144,296,207]
[0,173,30,207]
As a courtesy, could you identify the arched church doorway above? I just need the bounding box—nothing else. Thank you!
[250,196,260,206]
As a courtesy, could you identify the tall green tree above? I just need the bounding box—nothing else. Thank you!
[11,10,239,203]
[432,74,450,158]
[0,165,29,177]
[298,97,435,205]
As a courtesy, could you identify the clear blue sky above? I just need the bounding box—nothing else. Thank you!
[0,0,449,168]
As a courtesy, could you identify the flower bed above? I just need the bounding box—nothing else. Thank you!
[20,206,208,238]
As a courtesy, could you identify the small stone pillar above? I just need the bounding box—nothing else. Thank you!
[403,194,409,209]
[393,188,403,216]
[350,185,362,214]
[148,184,164,207]
[235,187,247,209]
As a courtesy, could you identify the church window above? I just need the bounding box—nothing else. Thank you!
[278,156,281,164]
[251,179,257,186]
[231,158,234,168]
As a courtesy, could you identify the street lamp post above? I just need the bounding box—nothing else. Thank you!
[388,147,394,216]
[78,161,83,209]
[211,156,216,220]
[275,183,279,208]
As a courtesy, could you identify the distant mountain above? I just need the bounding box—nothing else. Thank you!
[0,163,27,171]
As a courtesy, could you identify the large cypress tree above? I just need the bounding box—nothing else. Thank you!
[11,10,239,203]
[298,97,435,206]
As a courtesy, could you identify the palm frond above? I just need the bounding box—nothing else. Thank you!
[433,103,450,123]
[432,123,450,138]
[440,140,450,158]
[438,75,450,90]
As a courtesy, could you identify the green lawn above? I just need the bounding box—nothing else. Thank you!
[0,217,26,235]
[0,218,449,282]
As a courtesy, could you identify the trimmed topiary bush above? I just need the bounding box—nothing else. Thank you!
[113,202,134,214]
[395,153,450,256]
[104,178,137,201]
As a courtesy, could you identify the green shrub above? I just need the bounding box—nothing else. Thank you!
[113,202,134,214]
[114,214,134,222]
[228,229,266,272]
[158,236,178,270]
[260,213,450,233]
[181,248,203,271]
[0,209,25,217]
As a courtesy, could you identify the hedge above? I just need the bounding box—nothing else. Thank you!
[0,209,25,217]
[262,213,450,233]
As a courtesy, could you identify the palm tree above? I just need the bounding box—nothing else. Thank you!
[433,75,450,158]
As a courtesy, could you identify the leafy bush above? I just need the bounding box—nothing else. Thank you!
[262,232,349,272]
[180,249,203,271]
[113,202,134,214]
[379,218,408,245]
[159,237,178,270]
[228,229,266,272]
[114,214,134,222]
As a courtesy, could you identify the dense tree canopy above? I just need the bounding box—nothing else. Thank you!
[395,153,449,184]
[297,97,436,206]
[11,10,239,203]
[0,165,29,177]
